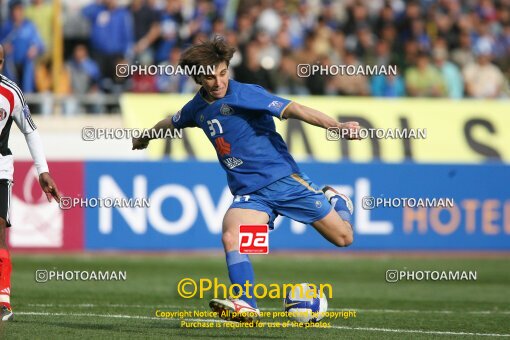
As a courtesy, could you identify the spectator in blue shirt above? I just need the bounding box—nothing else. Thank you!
[432,45,464,99]
[371,74,406,97]
[156,0,183,63]
[0,0,44,93]
[82,0,133,89]
[67,44,101,93]
[63,44,104,115]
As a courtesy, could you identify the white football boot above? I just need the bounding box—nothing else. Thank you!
[322,185,354,215]
[209,298,260,323]
[322,185,354,230]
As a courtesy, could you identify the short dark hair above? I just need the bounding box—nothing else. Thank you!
[179,36,235,84]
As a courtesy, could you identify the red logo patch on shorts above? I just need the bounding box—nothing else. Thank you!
[239,225,269,254]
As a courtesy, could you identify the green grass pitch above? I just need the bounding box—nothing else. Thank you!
[2,253,509,339]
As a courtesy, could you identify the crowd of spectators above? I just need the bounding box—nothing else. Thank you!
[0,0,509,114]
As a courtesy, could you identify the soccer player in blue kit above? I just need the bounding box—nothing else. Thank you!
[132,37,360,323]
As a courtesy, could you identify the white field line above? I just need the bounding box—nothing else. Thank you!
[16,312,510,338]
[24,304,510,315]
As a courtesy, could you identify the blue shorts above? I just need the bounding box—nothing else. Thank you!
[230,172,332,229]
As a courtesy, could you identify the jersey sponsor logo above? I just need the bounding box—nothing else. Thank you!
[172,110,181,123]
[22,105,31,119]
[0,108,6,121]
[220,104,234,116]
[214,137,231,157]
[223,157,243,169]
[315,200,322,208]
[239,225,269,254]
[22,104,37,130]
[268,100,283,111]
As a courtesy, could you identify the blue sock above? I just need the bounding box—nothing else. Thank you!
[226,251,257,308]
[330,195,353,224]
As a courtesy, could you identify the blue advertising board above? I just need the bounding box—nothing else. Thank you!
[85,161,510,251]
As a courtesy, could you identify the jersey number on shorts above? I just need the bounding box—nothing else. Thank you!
[234,195,250,202]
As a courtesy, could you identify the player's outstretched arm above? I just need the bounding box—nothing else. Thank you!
[10,91,62,203]
[132,116,175,150]
[283,102,361,140]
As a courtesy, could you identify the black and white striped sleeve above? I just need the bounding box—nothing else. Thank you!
[8,82,49,175]
[10,83,37,134]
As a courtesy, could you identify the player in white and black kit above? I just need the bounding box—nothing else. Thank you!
[0,45,61,321]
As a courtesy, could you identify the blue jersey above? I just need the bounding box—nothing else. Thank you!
[0,19,44,64]
[82,4,134,55]
[172,79,300,195]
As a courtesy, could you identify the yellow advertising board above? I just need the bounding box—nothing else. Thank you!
[121,94,510,163]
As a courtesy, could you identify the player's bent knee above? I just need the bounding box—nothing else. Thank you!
[221,229,238,251]
[342,230,354,247]
[334,223,354,247]
[333,235,353,247]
